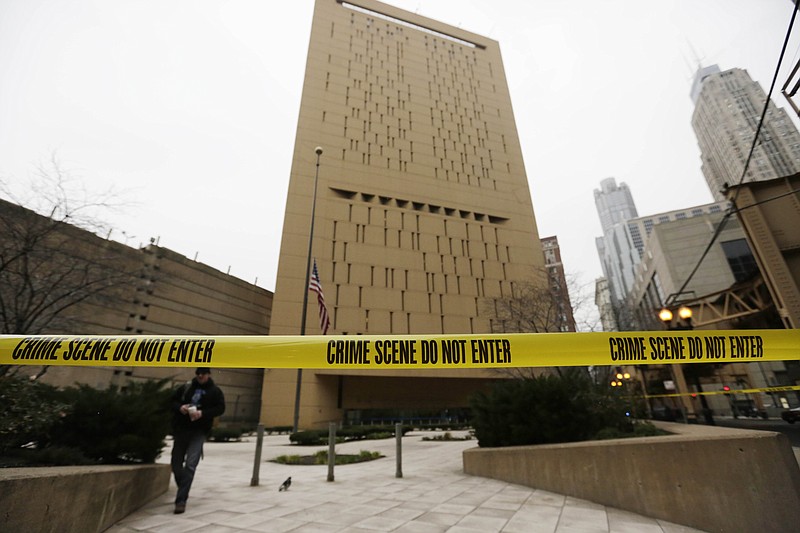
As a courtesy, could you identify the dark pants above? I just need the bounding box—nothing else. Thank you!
[171,429,206,505]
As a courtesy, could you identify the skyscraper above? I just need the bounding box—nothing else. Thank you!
[594,177,639,305]
[691,65,800,201]
[593,176,728,326]
[262,0,546,428]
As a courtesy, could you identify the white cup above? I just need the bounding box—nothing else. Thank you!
[187,406,197,415]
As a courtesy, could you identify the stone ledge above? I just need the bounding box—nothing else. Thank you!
[463,422,800,533]
[0,463,170,533]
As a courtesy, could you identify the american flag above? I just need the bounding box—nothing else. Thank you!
[309,259,331,334]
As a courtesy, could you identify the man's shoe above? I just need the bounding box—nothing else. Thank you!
[174,503,186,514]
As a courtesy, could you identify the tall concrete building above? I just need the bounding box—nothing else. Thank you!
[263,0,546,428]
[0,199,272,427]
[691,65,800,201]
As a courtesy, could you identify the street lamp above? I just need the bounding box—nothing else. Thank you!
[610,370,631,387]
[610,369,635,417]
[659,304,716,425]
[293,146,324,433]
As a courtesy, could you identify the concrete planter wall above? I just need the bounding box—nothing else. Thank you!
[463,422,800,533]
[0,463,170,533]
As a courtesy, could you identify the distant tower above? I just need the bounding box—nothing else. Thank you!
[594,177,638,233]
[691,65,800,201]
[594,178,639,304]
[541,236,576,332]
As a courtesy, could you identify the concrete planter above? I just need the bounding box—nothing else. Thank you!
[463,422,800,533]
[0,463,170,533]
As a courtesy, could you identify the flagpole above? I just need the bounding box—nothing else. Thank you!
[293,146,323,433]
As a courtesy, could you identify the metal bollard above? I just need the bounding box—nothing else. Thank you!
[327,422,336,482]
[250,424,265,486]
[395,423,403,478]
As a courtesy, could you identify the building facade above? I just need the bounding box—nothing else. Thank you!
[729,174,800,329]
[593,176,728,327]
[541,236,576,332]
[263,0,546,428]
[594,178,639,305]
[691,65,800,201]
[626,208,754,328]
[728,174,800,407]
[624,207,792,417]
[1,199,273,427]
[594,277,617,332]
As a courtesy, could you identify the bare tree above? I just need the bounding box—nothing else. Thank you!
[0,156,137,378]
[488,270,599,334]
[484,269,597,380]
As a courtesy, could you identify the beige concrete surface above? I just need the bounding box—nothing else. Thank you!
[0,463,169,533]
[109,431,706,532]
[463,422,800,533]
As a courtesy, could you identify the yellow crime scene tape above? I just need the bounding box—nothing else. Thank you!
[1,329,798,370]
[643,385,800,399]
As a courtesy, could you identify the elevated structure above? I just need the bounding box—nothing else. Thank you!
[729,173,800,329]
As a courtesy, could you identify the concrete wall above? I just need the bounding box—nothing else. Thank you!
[462,422,800,533]
[0,463,170,533]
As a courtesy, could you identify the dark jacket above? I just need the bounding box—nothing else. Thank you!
[171,377,225,433]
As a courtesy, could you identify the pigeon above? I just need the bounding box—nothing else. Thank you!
[279,476,292,492]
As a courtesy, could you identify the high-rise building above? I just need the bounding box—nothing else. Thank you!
[594,177,639,305]
[541,236,576,332]
[263,0,546,428]
[594,177,638,233]
[594,277,617,331]
[691,65,800,201]
[593,176,729,326]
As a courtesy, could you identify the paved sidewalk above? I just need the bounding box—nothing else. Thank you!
[110,431,706,533]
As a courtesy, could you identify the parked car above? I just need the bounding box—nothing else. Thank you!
[781,407,800,424]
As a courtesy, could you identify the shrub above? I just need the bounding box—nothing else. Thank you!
[421,432,473,441]
[48,379,172,463]
[274,454,303,464]
[209,427,242,442]
[0,375,69,453]
[289,425,408,445]
[265,426,293,435]
[290,430,325,446]
[314,450,383,465]
[633,422,668,437]
[0,376,171,465]
[358,450,381,460]
[272,450,383,465]
[470,372,632,447]
[368,431,393,439]
[23,446,95,466]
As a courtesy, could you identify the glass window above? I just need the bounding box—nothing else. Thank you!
[721,239,758,282]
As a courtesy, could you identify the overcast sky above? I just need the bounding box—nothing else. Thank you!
[1,0,799,326]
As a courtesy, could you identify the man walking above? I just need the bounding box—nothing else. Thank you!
[170,367,225,514]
